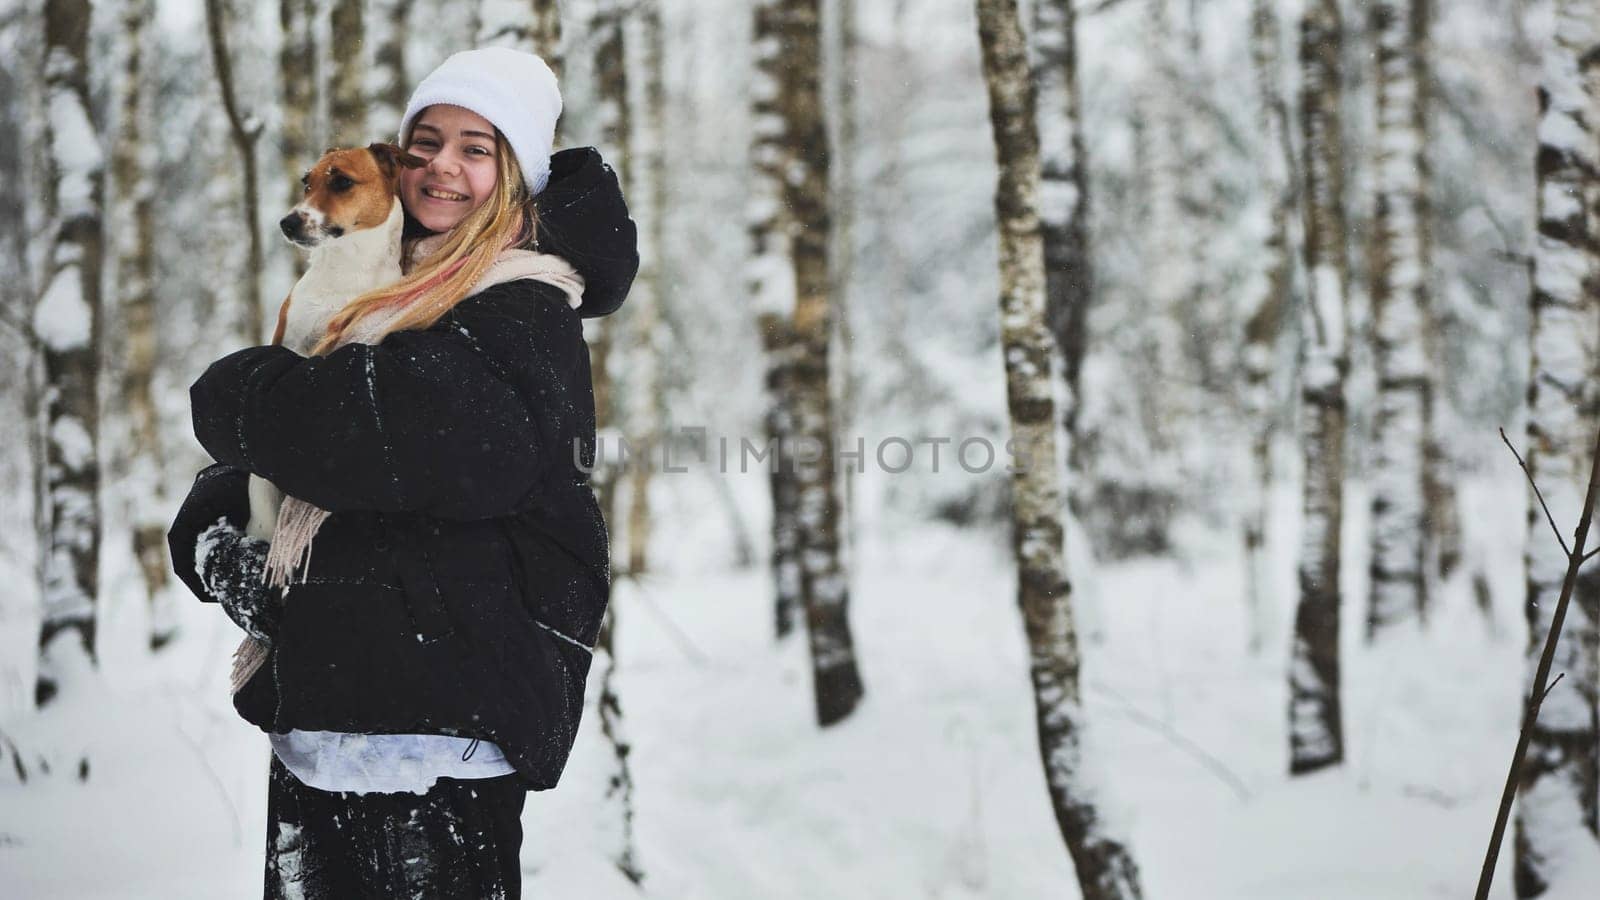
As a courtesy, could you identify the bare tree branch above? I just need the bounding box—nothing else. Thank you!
[1477,421,1600,899]
[1539,671,1566,705]
[1500,426,1571,557]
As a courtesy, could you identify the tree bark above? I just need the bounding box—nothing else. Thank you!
[589,0,629,533]
[1513,1,1600,892]
[206,0,265,346]
[974,0,1143,895]
[279,0,315,217]
[1287,0,1351,776]
[624,0,667,577]
[112,0,176,651]
[367,0,413,139]
[35,0,105,710]
[588,3,643,880]
[781,0,862,726]
[1366,0,1431,638]
[1413,0,1461,587]
[1029,0,1092,492]
[752,0,804,643]
[1242,0,1293,656]
[829,0,860,574]
[327,0,366,147]
[478,0,562,76]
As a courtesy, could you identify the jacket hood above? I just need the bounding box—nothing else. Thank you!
[535,147,639,318]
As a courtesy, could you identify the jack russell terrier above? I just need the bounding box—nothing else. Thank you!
[245,142,424,542]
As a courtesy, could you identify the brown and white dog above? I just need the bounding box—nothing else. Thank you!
[246,142,424,541]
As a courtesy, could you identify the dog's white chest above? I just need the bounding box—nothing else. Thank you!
[282,272,397,354]
[281,198,406,355]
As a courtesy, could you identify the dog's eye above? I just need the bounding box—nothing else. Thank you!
[330,175,355,192]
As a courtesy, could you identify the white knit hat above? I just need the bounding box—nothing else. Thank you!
[398,47,562,196]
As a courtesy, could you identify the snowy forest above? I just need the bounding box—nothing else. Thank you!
[0,0,1595,896]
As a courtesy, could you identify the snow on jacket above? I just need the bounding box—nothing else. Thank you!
[169,147,638,791]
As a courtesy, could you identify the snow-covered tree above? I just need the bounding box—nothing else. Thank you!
[34,0,105,711]
[1028,0,1091,481]
[974,0,1143,894]
[589,0,629,540]
[204,0,265,346]
[586,1,644,880]
[111,0,177,651]
[1366,0,1433,638]
[327,0,367,146]
[279,0,315,212]
[1513,1,1600,892]
[751,0,802,644]
[1241,0,1294,655]
[367,0,414,137]
[749,0,863,723]
[1288,0,1351,776]
[623,0,667,577]
[479,0,563,76]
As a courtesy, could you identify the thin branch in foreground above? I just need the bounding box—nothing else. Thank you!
[1538,671,1566,705]
[1500,426,1571,557]
[1476,422,1600,899]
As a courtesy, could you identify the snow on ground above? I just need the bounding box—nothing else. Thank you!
[0,473,1548,896]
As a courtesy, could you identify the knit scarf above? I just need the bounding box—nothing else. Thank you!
[229,244,586,695]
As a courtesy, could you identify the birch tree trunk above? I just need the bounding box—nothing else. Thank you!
[587,3,643,880]
[279,0,315,208]
[593,612,643,883]
[590,0,629,538]
[1414,0,1461,587]
[1366,0,1430,638]
[327,0,366,147]
[1287,0,1351,776]
[1242,0,1293,655]
[207,0,265,346]
[782,0,862,726]
[1513,2,1600,892]
[113,0,176,651]
[34,0,105,710]
[974,0,1143,894]
[624,0,667,577]
[367,0,413,138]
[752,0,804,642]
[478,0,563,76]
[829,0,859,572]
[1029,0,1092,482]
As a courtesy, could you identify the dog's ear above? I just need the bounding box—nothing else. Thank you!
[368,142,427,185]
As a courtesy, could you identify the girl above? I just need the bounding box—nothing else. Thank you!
[166,47,637,898]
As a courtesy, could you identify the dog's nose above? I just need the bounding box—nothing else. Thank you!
[279,212,303,238]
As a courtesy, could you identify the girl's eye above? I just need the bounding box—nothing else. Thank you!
[468,146,491,156]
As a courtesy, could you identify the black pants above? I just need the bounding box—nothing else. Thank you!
[264,755,528,899]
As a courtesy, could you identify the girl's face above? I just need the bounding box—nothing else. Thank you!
[400,104,501,233]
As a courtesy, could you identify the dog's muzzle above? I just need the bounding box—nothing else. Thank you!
[280,211,309,243]
[280,207,344,247]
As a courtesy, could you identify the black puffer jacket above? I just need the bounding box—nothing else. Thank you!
[168,147,637,790]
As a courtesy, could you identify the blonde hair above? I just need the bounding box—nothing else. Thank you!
[310,128,539,356]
